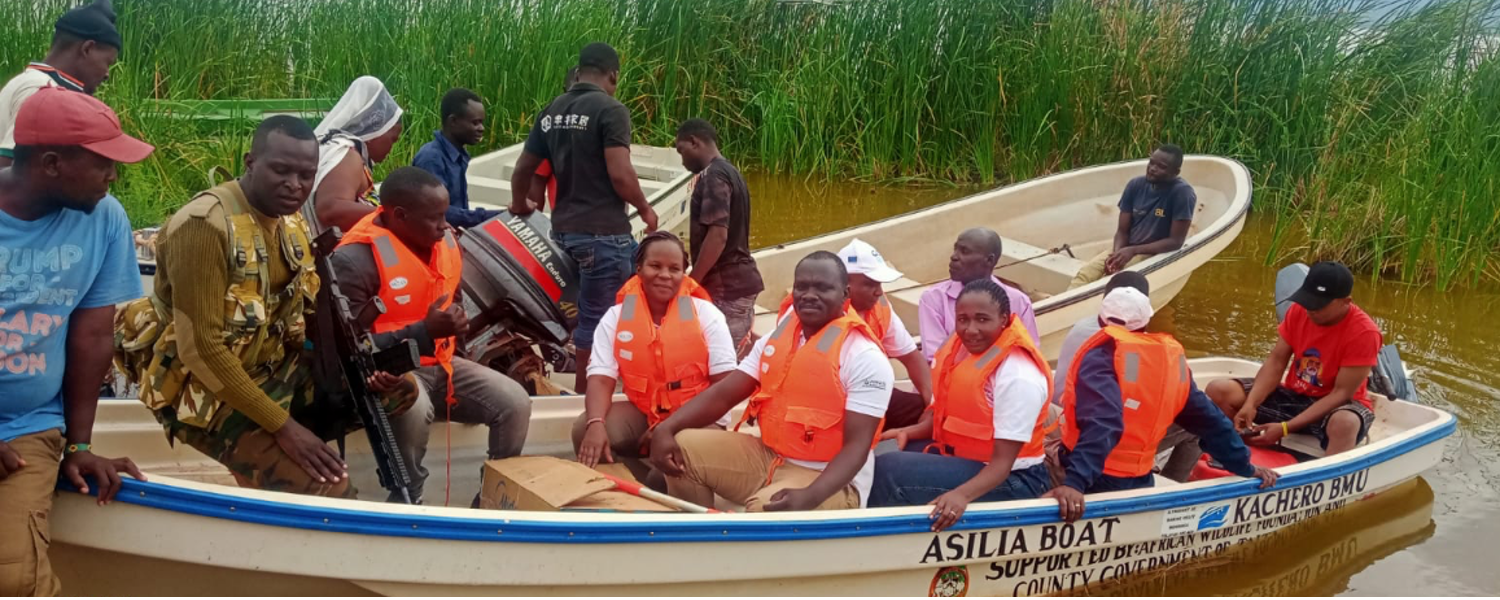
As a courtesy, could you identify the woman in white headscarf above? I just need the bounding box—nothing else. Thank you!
[305,75,405,235]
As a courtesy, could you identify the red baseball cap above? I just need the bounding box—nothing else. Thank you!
[13,87,153,163]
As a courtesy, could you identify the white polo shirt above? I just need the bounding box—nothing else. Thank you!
[737,309,894,507]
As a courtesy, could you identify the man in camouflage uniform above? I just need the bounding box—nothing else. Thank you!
[116,116,411,497]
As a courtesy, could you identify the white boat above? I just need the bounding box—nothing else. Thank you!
[748,156,1252,361]
[466,142,694,238]
[52,358,1453,596]
[136,142,690,290]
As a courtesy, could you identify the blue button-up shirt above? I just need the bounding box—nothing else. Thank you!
[412,131,497,228]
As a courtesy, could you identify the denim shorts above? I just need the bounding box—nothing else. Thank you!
[552,232,637,350]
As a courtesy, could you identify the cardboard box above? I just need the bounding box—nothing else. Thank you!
[480,456,677,512]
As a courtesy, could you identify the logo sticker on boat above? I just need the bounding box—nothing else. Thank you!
[929,565,969,597]
[1197,504,1231,530]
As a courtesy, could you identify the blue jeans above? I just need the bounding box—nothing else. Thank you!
[868,440,1053,507]
[553,232,637,349]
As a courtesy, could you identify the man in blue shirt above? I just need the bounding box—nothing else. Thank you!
[0,87,150,596]
[413,87,499,229]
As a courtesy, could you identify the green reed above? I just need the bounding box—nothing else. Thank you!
[1,0,1496,287]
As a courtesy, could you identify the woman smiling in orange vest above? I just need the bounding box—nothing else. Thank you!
[868,279,1055,531]
[572,232,739,483]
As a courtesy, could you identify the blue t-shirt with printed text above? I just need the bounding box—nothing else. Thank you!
[0,194,142,441]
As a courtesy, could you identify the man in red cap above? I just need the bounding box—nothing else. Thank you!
[0,86,152,596]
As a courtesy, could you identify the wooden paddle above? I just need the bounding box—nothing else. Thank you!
[597,473,724,514]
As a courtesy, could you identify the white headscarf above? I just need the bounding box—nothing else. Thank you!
[306,76,404,233]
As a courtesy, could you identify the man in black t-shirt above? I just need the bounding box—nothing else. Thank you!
[674,118,764,350]
[1068,144,1197,289]
[510,42,660,391]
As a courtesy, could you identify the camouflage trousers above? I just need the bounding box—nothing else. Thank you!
[159,355,416,499]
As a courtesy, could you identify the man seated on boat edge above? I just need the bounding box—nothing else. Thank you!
[115,116,410,498]
[1049,271,1203,482]
[572,232,738,490]
[868,279,1054,531]
[918,227,1039,363]
[1045,287,1278,523]
[0,87,150,597]
[327,166,532,504]
[648,252,893,511]
[1206,261,1380,456]
[1067,144,1196,290]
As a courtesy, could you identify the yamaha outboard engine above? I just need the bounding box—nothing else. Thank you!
[459,211,579,394]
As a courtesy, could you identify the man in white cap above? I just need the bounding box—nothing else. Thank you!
[836,239,933,432]
[1043,287,1278,523]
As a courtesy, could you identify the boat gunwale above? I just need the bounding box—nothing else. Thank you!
[77,397,1453,545]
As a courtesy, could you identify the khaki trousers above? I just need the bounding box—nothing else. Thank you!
[664,429,859,512]
[1068,251,1148,290]
[0,429,64,597]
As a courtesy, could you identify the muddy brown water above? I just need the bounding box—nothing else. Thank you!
[743,171,1500,595]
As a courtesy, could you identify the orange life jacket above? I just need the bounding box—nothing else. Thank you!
[338,209,463,403]
[1059,326,1192,478]
[612,275,716,426]
[930,315,1053,463]
[740,307,881,462]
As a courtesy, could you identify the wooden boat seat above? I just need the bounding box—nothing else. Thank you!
[994,237,1085,296]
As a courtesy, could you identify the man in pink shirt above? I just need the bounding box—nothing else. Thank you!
[918,228,1039,361]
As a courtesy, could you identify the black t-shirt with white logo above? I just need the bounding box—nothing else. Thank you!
[524,83,633,235]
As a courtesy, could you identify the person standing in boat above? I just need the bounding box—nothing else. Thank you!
[673,118,764,352]
[1205,261,1381,455]
[412,88,501,229]
[868,279,1054,530]
[571,232,739,486]
[304,76,405,235]
[1044,287,1278,522]
[918,228,1039,362]
[0,88,150,596]
[0,0,120,170]
[507,42,661,393]
[1067,144,1196,289]
[328,167,532,504]
[648,252,892,511]
[116,116,409,498]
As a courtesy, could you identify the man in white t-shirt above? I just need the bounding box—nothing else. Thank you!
[835,239,934,431]
[0,0,121,168]
[650,252,893,511]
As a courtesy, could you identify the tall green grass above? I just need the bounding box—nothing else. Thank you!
[2,0,1497,287]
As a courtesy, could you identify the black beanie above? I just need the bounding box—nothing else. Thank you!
[55,0,121,51]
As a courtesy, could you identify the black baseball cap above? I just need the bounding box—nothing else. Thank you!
[55,0,121,50]
[1289,261,1354,311]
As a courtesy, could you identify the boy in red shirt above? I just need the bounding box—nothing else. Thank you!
[1207,261,1381,454]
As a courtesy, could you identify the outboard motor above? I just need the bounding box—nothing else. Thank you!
[1273,263,1414,401]
[459,211,579,395]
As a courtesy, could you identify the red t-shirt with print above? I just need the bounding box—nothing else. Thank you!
[1277,303,1382,409]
